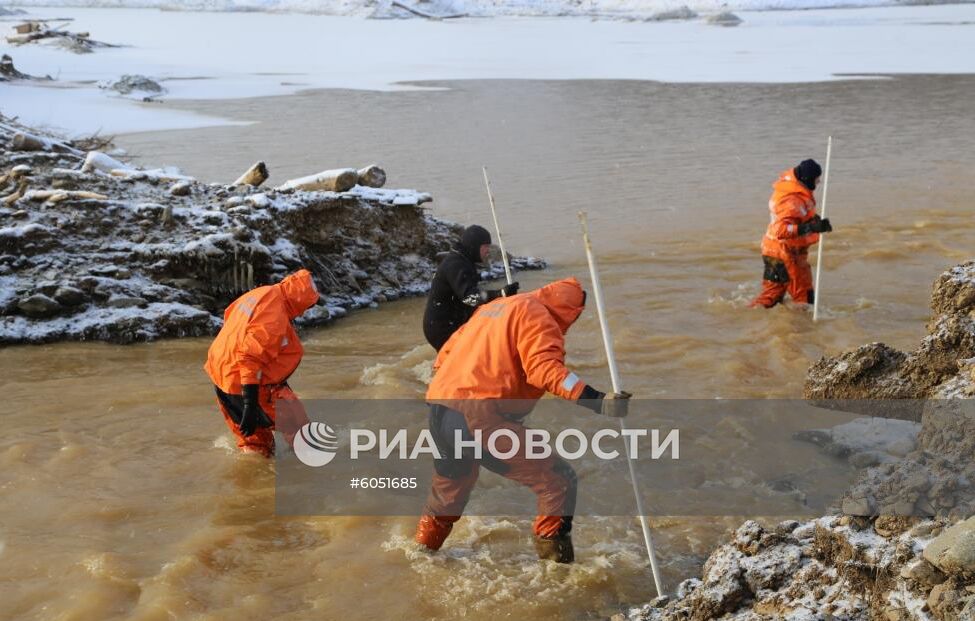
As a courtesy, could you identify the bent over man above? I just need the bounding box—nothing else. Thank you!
[422,224,519,351]
[204,269,319,457]
[414,277,630,563]
[751,159,833,308]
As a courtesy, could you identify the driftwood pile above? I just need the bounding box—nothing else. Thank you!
[0,126,390,208]
[5,19,119,54]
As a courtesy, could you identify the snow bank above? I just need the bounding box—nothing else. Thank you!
[0,116,545,344]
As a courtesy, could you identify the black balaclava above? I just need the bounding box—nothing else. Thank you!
[458,225,492,264]
[794,159,823,191]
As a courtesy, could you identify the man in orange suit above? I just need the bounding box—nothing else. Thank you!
[204,269,318,457]
[751,159,833,308]
[414,277,630,563]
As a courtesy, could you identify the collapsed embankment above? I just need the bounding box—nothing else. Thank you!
[0,118,543,344]
[624,262,975,620]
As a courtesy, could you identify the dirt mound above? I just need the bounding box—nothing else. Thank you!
[627,517,975,620]
[805,261,975,400]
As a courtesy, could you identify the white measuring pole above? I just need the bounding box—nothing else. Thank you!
[482,166,514,285]
[812,136,833,322]
[578,211,664,597]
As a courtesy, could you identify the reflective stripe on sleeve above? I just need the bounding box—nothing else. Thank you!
[562,372,580,392]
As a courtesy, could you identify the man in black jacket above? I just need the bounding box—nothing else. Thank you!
[422,225,519,351]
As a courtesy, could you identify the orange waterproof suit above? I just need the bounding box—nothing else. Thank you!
[750,169,820,308]
[204,269,319,456]
[415,278,591,551]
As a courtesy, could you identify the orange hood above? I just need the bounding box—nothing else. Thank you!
[277,269,320,319]
[771,168,814,206]
[530,277,585,334]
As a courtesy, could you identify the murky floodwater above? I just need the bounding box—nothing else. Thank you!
[2,75,974,620]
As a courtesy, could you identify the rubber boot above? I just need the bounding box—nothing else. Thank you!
[534,533,574,563]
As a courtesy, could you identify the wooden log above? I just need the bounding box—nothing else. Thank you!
[81,151,129,174]
[277,168,358,193]
[6,31,47,44]
[13,22,40,35]
[24,189,109,202]
[356,165,387,188]
[1,180,28,206]
[11,132,47,152]
[232,161,268,187]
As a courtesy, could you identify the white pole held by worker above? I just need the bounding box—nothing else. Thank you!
[482,166,514,285]
[578,210,665,597]
[812,136,833,322]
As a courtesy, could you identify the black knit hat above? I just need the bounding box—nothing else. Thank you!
[794,159,823,191]
[459,225,491,263]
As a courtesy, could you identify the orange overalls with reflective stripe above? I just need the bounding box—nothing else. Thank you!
[751,169,820,308]
[415,278,588,550]
[204,269,318,456]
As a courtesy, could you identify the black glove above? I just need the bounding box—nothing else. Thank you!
[600,391,632,418]
[239,384,273,436]
[578,385,632,418]
[797,216,832,236]
[501,282,519,297]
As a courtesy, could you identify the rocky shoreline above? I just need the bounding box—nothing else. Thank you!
[624,262,975,620]
[0,117,544,344]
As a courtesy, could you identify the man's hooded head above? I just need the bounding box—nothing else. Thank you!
[532,277,586,334]
[278,269,320,320]
[794,159,822,191]
[457,225,492,264]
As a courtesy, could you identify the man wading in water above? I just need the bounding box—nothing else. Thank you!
[422,224,519,351]
[750,159,834,308]
[415,277,631,563]
[204,269,318,457]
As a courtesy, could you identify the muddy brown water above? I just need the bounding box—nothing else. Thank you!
[2,75,974,620]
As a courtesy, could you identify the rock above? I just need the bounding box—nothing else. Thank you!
[842,496,874,516]
[923,516,975,577]
[931,262,975,315]
[17,293,62,317]
[707,11,742,27]
[734,520,764,554]
[804,342,913,399]
[850,451,885,468]
[742,544,801,592]
[245,193,270,209]
[927,582,962,617]
[53,286,86,307]
[875,516,914,538]
[883,608,907,621]
[911,522,944,538]
[169,181,191,197]
[648,595,668,608]
[899,559,946,586]
[99,75,165,96]
[647,6,697,21]
[106,295,147,309]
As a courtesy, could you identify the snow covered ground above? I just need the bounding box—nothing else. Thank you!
[0,3,973,135]
[1,0,971,18]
